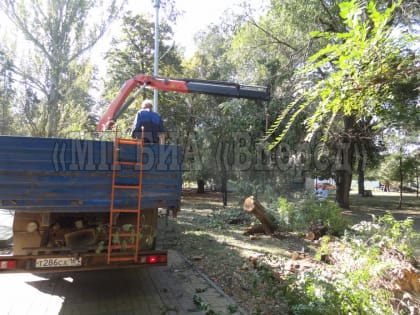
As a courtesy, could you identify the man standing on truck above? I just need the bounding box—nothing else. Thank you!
[131,99,165,144]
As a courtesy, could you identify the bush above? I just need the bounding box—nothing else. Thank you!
[349,213,418,259]
[283,268,393,315]
[281,214,418,315]
[274,197,349,236]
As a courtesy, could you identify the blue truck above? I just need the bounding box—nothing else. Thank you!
[0,75,269,272]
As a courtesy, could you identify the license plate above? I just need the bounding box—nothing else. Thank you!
[35,257,82,268]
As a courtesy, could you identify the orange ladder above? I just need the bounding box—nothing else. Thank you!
[107,128,144,264]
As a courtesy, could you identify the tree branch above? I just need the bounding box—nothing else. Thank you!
[247,18,298,51]
[9,66,48,96]
[318,0,343,32]
[0,1,53,62]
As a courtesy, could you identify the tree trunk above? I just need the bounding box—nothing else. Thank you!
[416,165,418,199]
[399,151,403,209]
[336,170,352,208]
[357,158,365,195]
[335,116,355,209]
[221,171,228,207]
[197,179,205,194]
[217,138,228,207]
[243,196,277,235]
[46,67,61,137]
[335,144,353,209]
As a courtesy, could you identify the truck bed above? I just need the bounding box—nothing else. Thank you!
[0,136,183,213]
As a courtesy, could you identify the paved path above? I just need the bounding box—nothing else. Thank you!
[0,210,245,315]
[0,250,244,315]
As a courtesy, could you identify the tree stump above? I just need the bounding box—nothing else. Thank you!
[243,196,277,235]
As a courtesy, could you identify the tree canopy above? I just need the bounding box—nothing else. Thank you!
[0,0,124,136]
[0,0,417,206]
[101,12,184,137]
[265,0,418,147]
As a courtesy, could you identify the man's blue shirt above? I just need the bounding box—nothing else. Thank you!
[131,109,164,143]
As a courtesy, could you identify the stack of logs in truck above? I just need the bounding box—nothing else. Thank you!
[0,75,269,272]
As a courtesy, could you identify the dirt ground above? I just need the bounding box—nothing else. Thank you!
[157,190,420,315]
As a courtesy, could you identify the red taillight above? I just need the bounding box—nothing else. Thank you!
[0,260,17,269]
[141,255,167,264]
[148,255,158,264]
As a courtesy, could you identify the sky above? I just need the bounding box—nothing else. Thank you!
[0,0,268,64]
[124,0,268,57]
[0,0,269,90]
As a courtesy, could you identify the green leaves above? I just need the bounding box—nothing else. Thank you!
[283,213,417,315]
[102,11,184,138]
[0,0,123,137]
[265,0,416,149]
[338,1,353,21]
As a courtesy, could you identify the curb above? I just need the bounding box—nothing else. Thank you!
[177,251,250,315]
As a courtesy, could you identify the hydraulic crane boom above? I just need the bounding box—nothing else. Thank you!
[98,74,270,132]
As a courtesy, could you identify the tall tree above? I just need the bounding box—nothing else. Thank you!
[0,0,123,136]
[353,118,385,195]
[264,0,417,208]
[226,0,345,196]
[0,49,15,134]
[229,0,343,85]
[184,23,236,198]
[101,12,184,135]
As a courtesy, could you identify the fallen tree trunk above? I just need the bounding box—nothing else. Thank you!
[243,224,265,235]
[243,196,277,235]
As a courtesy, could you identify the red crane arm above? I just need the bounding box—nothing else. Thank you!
[97,74,269,132]
[97,75,189,131]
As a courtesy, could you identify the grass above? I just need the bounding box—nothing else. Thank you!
[165,190,420,314]
[341,192,420,231]
[349,191,419,211]
[180,190,420,255]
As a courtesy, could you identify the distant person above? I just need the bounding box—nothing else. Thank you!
[131,99,165,144]
[314,184,329,201]
[384,180,390,192]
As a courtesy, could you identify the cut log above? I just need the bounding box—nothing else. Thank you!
[243,196,277,235]
[306,225,328,241]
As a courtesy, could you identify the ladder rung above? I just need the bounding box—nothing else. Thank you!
[110,244,136,250]
[113,185,140,189]
[111,208,139,213]
[108,256,136,263]
[117,161,139,166]
[110,232,134,238]
[116,138,141,145]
